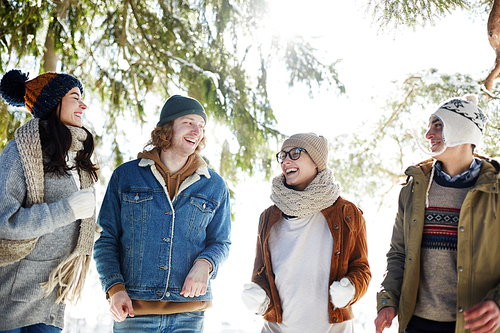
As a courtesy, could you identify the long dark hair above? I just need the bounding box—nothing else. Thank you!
[39,103,99,182]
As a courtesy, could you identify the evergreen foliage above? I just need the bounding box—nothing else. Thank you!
[366,0,490,30]
[0,0,344,184]
[330,68,500,208]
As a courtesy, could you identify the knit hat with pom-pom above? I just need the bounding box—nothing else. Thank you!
[0,69,83,119]
[430,94,488,155]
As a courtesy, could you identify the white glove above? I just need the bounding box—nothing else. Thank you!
[330,277,355,308]
[94,223,103,241]
[242,282,270,315]
[67,187,95,220]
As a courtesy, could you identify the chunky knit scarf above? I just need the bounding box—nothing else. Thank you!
[0,118,96,304]
[270,168,341,218]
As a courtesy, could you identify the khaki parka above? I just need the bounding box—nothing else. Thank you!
[252,197,371,324]
[377,157,500,333]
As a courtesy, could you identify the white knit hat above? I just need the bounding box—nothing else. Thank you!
[430,94,488,155]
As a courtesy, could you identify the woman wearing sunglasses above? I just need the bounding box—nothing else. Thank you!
[242,132,371,333]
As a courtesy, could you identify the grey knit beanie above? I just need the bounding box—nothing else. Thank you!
[281,133,329,171]
[157,95,207,127]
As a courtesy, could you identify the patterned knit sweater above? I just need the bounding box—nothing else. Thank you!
[413,180,473,322]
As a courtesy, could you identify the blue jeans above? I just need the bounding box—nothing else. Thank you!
[113,311,205,333]
[0,324,61,333]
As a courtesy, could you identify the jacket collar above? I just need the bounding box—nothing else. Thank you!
[138,158,211,179]
[404,157,500,193]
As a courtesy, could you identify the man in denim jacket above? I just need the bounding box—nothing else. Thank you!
[94,95,231,332]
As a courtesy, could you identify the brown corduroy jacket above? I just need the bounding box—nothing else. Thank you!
[251,197,371,324]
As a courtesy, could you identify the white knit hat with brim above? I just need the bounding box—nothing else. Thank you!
[429,94,488,155]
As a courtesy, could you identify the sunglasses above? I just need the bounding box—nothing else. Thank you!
[276,147,307,163]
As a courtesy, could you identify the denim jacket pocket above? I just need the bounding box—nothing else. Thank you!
[186,195,217,241]
[122,190,153,221]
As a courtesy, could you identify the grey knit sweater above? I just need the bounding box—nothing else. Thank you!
[0,139,79,330]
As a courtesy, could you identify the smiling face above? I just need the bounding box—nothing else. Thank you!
[425,116,445,154]
[169,114,206,157]
[58,87,86,127]
[280,146,318,191]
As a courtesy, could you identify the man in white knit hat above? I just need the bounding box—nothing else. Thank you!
[375,95,500,333]
[242,132,371,332]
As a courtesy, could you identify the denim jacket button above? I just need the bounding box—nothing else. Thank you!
[165,292,170,297]
[134,195,139,201]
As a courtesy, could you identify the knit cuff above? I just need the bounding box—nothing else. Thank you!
[106,283,127,300]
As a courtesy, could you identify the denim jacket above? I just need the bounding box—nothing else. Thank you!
[94,157,231,302]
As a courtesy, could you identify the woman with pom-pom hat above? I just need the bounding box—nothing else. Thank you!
[0,69,100,333]
[375,95,500,333]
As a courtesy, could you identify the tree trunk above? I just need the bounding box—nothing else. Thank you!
[43,29,57,72]
[484,0,500,94]
[42,0,71,73]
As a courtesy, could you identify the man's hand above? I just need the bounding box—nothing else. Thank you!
[109,290,134,322]
[464,300,500,333]
[180,259,211,298]
[374,307,397,333]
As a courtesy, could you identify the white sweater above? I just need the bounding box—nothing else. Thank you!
[263,212,353,333]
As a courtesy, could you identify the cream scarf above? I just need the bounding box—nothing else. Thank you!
[270,168,341,218]
[0,118,97,304]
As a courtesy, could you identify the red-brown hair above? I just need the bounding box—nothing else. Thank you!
[146,120,206,152]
